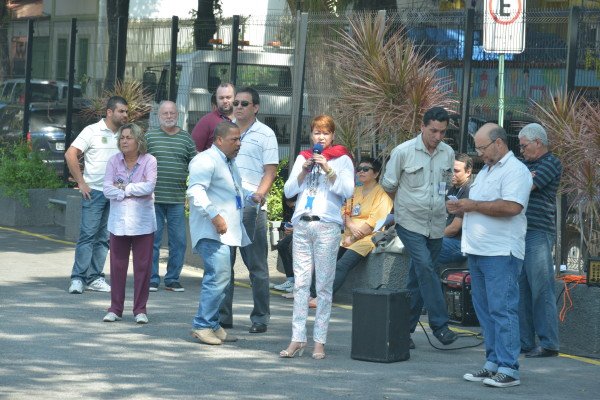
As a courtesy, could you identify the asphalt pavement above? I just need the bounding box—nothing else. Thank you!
[0,225,598,400]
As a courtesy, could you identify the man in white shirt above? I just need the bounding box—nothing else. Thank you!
[187,121,250,345]
[65,96,128,294]
[447,123,532,388]
[219,87,279,334]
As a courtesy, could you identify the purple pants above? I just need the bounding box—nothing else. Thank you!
[108,233,154,317]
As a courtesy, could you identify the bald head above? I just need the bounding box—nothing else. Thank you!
[474,123,509,166]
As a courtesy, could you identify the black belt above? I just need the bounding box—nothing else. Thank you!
[300,215,321,222]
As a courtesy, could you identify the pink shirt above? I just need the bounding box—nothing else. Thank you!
[103,152,158,236]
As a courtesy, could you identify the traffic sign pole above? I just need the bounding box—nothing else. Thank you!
[498,54,505,127]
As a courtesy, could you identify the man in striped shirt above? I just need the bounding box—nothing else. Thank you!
[517,123,563,358]
[147,101,197,292]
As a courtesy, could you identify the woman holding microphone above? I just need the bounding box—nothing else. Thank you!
[280,115,354,359]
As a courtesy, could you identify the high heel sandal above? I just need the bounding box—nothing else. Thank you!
[312,344,326,359]
[279,343,306,358]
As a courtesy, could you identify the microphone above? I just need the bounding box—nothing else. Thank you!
[310,143,324,172]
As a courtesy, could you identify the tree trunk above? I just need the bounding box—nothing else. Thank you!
[104,0,129,91]
[194,0,217,50]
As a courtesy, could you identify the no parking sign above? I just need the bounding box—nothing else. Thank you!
[483,0,526,53]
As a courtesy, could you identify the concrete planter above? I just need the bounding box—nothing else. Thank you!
[0,188,75,227]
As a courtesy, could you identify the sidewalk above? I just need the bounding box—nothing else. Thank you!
[1,225,598,400]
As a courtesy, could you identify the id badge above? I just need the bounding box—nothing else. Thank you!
[235,195,243,209]
[438,181,446,195]
[351,203,361,216]
[305,195,314,210]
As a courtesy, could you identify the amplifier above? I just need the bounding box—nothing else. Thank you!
[441,269,479,326]
[351,288,410,363]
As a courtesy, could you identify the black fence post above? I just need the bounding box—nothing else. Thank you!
[116,16,127,83]
[230,15,240,86]
[169,16,179,102]
[63,18,77,182]
[22,19,34,140]
[459,7,475,154]
[289,12,308,172]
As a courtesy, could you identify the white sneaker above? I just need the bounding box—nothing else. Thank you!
[68,279,84,294]
[135,313,148,324]
[87,278,111,292]
[103,312,122,322]
[273,280,294,292]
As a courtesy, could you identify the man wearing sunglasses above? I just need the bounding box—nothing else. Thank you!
[191,82,235,152]
[219,87,279,334]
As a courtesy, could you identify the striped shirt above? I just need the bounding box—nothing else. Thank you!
[524,152,562,233]
[235,119,279,193]
[146,128,197,203]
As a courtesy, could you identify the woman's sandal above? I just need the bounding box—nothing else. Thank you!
[312,352,326,360]
[279,343,306,358]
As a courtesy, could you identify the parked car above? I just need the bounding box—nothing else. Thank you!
[0,102,90,174]
[0,79,83,104]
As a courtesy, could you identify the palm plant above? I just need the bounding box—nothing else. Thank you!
[530,91,600,258]
[327,14,456,159]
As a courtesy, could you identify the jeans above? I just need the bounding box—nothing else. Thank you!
[437,236,467,266]
[468,254,522,379]
[395,224,449,333]
[220,207,270,325]
[519,230,560,351]
[332,248,365,294]
[192,239,232,330]
[70,189,110,285]
[151,203,186,285]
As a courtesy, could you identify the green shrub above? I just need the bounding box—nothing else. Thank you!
[267,159,288,221]
[0,142,64,206]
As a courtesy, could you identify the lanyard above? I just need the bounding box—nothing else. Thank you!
[226,158,242,199]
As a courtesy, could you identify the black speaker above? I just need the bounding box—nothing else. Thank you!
[351,288,410,363]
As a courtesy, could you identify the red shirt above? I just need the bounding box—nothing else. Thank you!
[191,110,231,152]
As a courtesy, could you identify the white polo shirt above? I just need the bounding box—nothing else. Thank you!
[462,151,532,259]
[70,118,119,191]
[235,119,279,193]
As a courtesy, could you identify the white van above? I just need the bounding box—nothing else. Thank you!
[145,49,303,156]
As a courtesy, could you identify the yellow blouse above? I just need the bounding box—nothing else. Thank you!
[341,183,393,256]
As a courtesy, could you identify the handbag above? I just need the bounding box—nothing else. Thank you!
[371,226,404,254]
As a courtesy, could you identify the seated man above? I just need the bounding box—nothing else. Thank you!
[437,153,473,269]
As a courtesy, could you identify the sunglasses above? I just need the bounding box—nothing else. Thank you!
[233,100,252,107]
[356,166,374,172]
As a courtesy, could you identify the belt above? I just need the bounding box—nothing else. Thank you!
[300,215,321,222]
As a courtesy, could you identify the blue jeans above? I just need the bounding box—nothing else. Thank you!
[437,236,467,266]
[70,189,110,284]
[220,207,270,325]
[151,203,186,285]
[192,239,232,329]
[519,230,559,351]
[468,254,522,379]
[332,248,365,294]
[395,224,449,333]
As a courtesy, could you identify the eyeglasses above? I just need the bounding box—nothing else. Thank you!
[356,166,374,172]
[519,141,535,150]
[475,140,495,154]
[232,100,252,107]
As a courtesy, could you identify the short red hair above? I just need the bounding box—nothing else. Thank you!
[310,114,335,133]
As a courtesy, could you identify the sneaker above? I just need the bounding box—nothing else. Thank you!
[165,282,185,292]
[103,312,122,322]
[483,373,520,388]
[87,277,111,292]
[214,327,238,342]
[281,292,294,299]
[273,280,294,292]
[191,328,222,345]
[434,326,458,345]
[135,313,148,324]
[463,368,495,382]
[68,279,84,294]
[149,282,159,292]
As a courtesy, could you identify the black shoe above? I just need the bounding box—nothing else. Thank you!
[249,323,267,333]
[220,322,233,329]
[408,337,415,350]
[483,373,520,388]
[149,282,159,292]
[463,368,495,382]
[165,281,185,292]
[434,326,458,345]
[525,347,559,358]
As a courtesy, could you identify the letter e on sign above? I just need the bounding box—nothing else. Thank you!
[483,0,526,54]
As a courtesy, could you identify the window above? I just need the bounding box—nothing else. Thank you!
[56,38,68,80]
[207,63,292,95]
[77,38,89,81]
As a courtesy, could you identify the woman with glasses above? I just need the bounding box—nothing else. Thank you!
[102,123,157,324]
[280,114,354,359]
[333,158,393,292]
